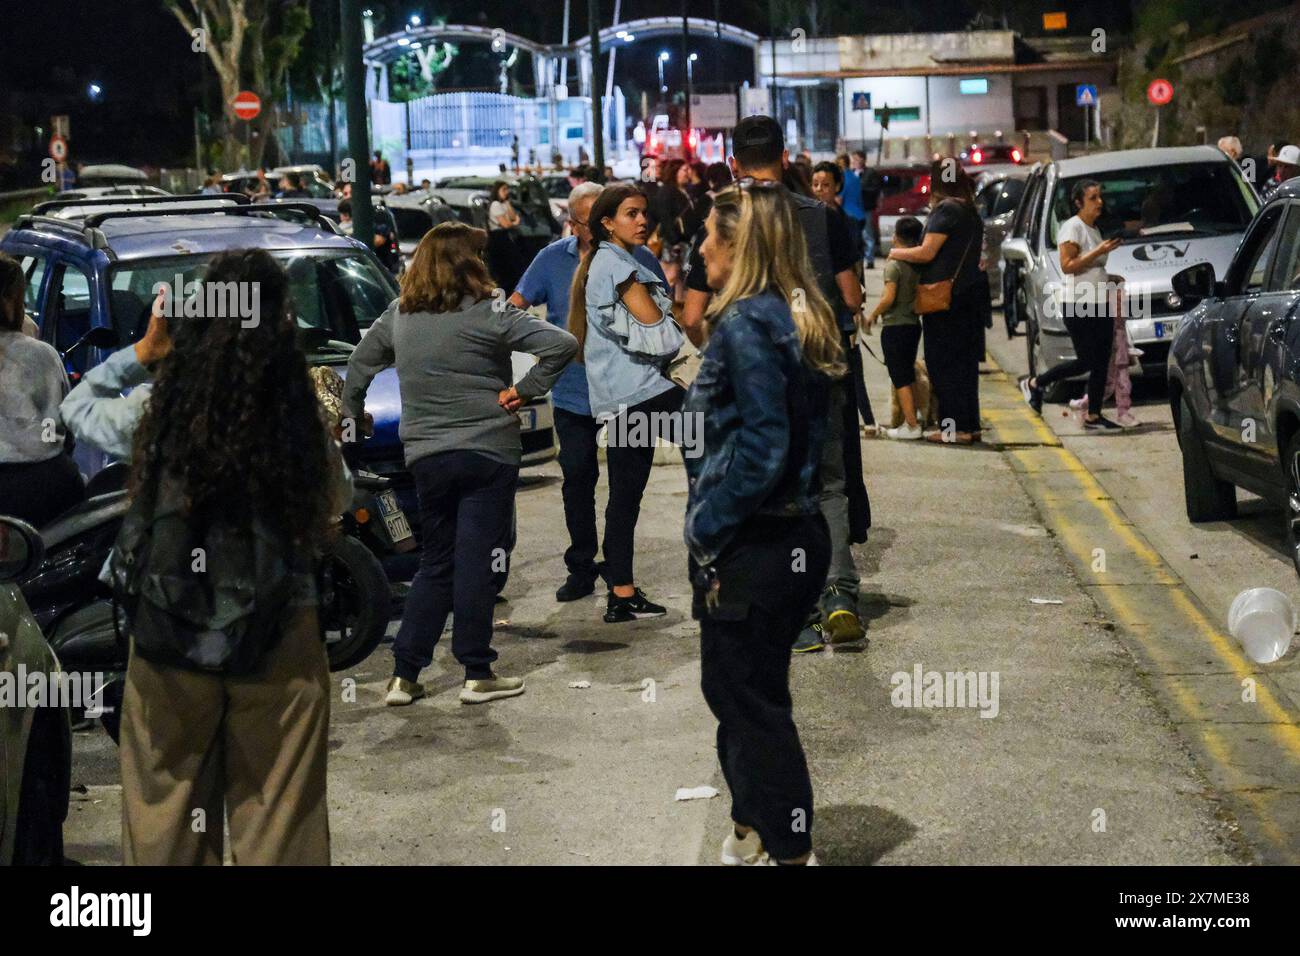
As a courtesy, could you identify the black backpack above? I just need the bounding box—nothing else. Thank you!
[109,476,302,674]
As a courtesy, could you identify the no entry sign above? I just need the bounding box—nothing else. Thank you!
[232,91,261,121]
[1147,79,1173,106]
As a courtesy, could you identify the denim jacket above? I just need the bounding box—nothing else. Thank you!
[682,290,829,565]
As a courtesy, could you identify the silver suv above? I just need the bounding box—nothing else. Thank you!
[1001,146,1259,398]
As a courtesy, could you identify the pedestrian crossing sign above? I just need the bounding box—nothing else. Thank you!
[1076,85,1098,107]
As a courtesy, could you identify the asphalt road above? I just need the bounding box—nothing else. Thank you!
[64,268,1290,866]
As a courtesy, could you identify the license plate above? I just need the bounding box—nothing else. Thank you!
[519,407,537,430]
[1154,320,1177,338]
[376,490,413,542]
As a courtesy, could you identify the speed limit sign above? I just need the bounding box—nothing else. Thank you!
[49,134,67,162]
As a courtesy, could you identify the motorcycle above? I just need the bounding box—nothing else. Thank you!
[19,466,408,742]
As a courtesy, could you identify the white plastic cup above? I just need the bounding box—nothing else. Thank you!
[1227,588,1296,664]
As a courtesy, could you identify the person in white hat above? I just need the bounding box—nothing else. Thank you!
[1264,144,1300,200]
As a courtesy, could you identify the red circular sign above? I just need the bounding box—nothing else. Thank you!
[232,91,261,121]
[49,135,67,162]
[1147,79,1173,106]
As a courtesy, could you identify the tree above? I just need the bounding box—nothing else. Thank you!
[164,0,312,169]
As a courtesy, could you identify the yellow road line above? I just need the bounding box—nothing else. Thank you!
[985,359,1300,858]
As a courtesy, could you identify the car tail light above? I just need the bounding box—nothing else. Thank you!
[688,128,699,149]
[972,149,983,164]
[1011,147,1022,163]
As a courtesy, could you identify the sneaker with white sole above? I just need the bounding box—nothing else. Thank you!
[1116,412,1140,429]
[884,422,923,440]
[761,852,820,865]
[720,828,765,865]
[459,674,525,704]
[385,676,425,707]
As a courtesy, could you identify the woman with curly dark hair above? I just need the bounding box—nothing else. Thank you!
[112,248,352,866]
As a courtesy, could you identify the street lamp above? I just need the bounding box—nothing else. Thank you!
[687,52,697,87]
[658,50,670,94]
[409,14,421,26]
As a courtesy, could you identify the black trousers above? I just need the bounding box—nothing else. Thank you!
[1035,314,1114,416]
[553,407,602,581]
[0,452,85,528]
[603,386,684,586]
[695,514,831,860]
[393,450,518,682]
[921,289,983,434]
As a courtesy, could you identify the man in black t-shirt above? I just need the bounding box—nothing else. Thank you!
[683,115,870,653]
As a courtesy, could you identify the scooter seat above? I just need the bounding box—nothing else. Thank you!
[41,490,130,550]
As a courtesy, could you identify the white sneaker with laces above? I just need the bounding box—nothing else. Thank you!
[884,422,923,440]
[720,828,765,866]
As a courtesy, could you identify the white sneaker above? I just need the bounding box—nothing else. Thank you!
[720,828,765,866]
[385,677,425,707]
[1116,412,1140,429]
[884,422,923,440]
[459,674,525,704]
[760,852,820,865]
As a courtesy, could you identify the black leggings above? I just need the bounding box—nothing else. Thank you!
[603,386,684,586]
[1035,315,1114,416]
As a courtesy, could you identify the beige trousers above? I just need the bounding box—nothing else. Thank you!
[119,608,331,865]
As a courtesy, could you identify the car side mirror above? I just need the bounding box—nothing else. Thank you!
[1171,262,1217,305]
[1001,237,1030,264]
[0,516,45,583]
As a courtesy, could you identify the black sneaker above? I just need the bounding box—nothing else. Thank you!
[604,588,667,623]
[556,573,597,602]
[1083,415,1122,431]
[1018,376,1043,414]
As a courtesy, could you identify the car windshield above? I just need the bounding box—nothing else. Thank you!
[1049,161,1258,244]
[107,250,397,349]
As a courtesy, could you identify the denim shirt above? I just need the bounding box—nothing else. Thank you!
[682,290,830,566]
[582,241,682,419]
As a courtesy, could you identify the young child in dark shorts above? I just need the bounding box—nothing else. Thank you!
[864,216,924,440]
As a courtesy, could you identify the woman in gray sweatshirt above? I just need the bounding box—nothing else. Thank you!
[343,222,577,707]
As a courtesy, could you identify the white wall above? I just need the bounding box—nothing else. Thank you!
[839,73,1015,140]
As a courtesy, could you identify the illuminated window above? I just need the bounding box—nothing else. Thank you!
[959,78,989,95]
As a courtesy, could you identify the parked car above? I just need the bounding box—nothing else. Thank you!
[1001,146,1260,398]
[430,173,561,263]
[960,142,1025,167]
[1168,176,1300,569]
[872,163,931,253]
[0,516,72,865]
[540,173,573,221]
[1,194,558,509]
[260,196,403,274]
[973,165,1032,322]
[384,190,462,261]
[54,185,171,202]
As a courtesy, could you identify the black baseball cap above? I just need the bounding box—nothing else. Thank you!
[732,115,785,152]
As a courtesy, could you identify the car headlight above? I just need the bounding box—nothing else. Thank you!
[1166,292,1182,310]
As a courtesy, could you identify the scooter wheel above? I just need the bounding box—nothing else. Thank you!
[320,535,391,672]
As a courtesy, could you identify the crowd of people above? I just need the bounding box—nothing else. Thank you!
[16,118,1300,867]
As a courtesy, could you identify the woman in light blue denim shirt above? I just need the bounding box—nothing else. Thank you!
[567,183,685,623]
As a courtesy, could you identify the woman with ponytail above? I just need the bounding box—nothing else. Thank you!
[567,183,685,624]
[686,181,845,866]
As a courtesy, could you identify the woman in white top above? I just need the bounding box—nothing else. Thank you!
[485,180,525,292]
[0,253,85,526]
[1020,179,1124,430]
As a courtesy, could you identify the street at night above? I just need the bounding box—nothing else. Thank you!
[0,0,1297,937]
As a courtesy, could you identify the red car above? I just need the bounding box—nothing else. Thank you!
[871,164,932,252]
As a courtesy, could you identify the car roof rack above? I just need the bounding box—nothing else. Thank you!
[10,214,114,254]
[82,201,342,234]
[33,192,251,216]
